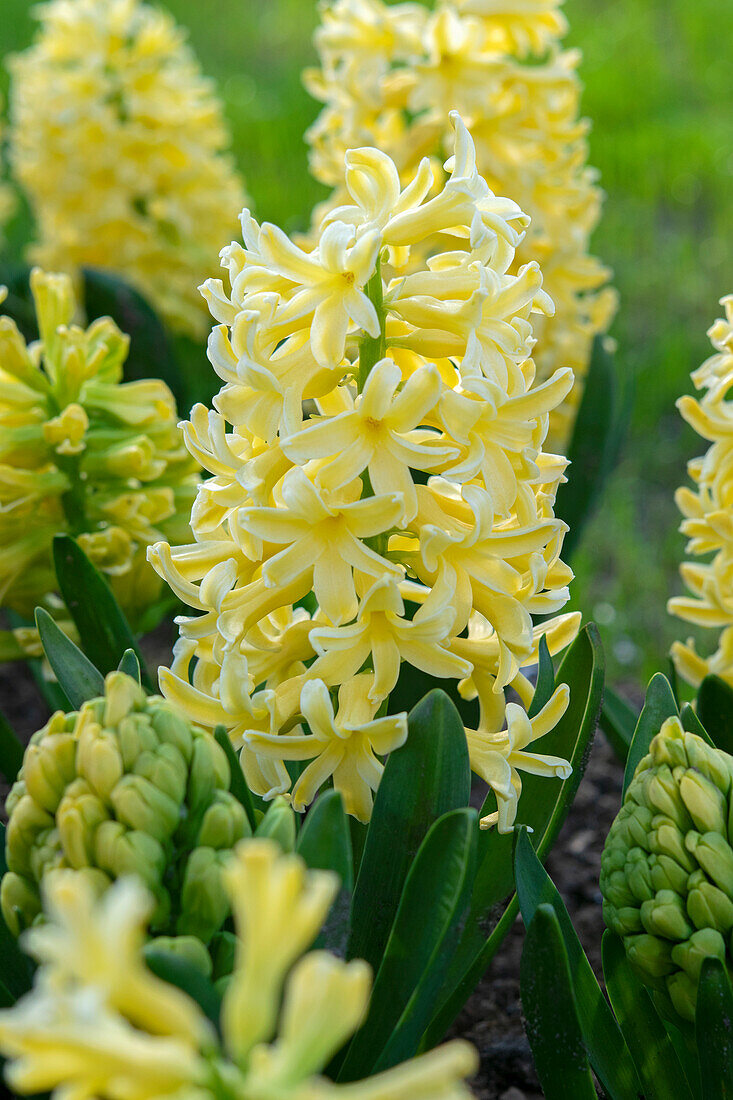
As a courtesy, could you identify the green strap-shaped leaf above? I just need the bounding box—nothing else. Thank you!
[348,689,470,972]
[423,623,604,1047]
[528,635,555,718]
[0,709,24,785]
[213,725,258,832]
[52,535,152,688]
[513,830,639,1099]
[144,948,221,1030]
[680,703,710,738]
[697,676,733,755]
[623,673,680,795]
[297,791,354,958]
[600,685,638,761]
[696,956,733,1100]
[117,648,142,683]
[602,930,695,1100]
[36,607,105,709]
[339,808,477,1080]
[555,335,626,560]
[520,904,598,1100]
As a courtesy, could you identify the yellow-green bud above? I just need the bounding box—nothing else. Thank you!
[196,790,250,850]
[178,847,230,943]
[0,873,41,937]
[255,796,297,852]
[2,671,244,947]
[146,935,213,978]
[602,716,733,1022]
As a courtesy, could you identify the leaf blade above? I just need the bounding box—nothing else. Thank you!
[35,607,105,709]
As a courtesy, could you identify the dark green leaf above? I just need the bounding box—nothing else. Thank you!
[339,808,477,1079]
[348,689,470,972]
[520,904,598,1100]
[514,830,639,1099]
[0,709,24,784]
[623,673,681,796]
[600,685,638,761]
[528,635,555,718]
[696,956,733,1100]
[82,268,183,409]
[602,930,695,1100]
[424,623,604,1046]
[117,648,142,682]
[144,948,221,1029]
[680,703,709,738]
[697,676,733,755]
[555,336,626,559]
[213,725,258,832]
[35,607,105,709]
[52,535,151,688]
[297,791,353,890]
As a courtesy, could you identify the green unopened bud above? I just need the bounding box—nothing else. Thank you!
[685,831,733,896]
[178,847,230,943]
[687,871,733,934]
[116,713,158,770]
[6,794,55,876]
[650,818,696,871]
[131,743,188,806]
[150,705,194,764]
[625,848,654,902]
[146,934,213,978]
[686,736,733,794]
[671,927,726,983]
[0,872,41,937]
[667,969,698,1022]
[110,774,180,840]
[255,796,296,851]
[625,933,675,979]
[94,820,165,890]
[187,734,230,815]
[643,766,692,830]
[28,827,64,881]
[22,732,77,813]
[103,671,146,727]
[76,722,124,802]
[640,890,693,941]
[57,778,109,868]
[679,769,728,835]
[196,790,249,850]
[649,852,689,894]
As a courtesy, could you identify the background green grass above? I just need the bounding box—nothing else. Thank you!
[1,0,730,693]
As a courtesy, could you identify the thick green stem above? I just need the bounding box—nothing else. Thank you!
[356,258,386,394]
[56,453,88,537]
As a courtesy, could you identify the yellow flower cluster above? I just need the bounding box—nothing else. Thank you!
[0,269,199,639]
[0,840,478,1100]
[304,0,616,446]
[149,115,579,831]
[8,0,246,338]
[669,296,733,688]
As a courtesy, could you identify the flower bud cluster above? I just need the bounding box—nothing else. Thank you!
[669,296,733,688]
[1,671,249,943]
[8,0,247,337]
[149,114,578,830]
[304,0,616,446]
[0,269,199,635]
[601,716,733,1021]
[0,840,478,1100]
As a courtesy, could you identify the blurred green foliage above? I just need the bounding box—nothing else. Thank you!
[1,0,730,689]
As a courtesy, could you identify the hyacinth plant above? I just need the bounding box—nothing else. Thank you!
[304,0,617,451]
[8,0,247,340]
[0,114,603,1065]
[509,672,733,1100]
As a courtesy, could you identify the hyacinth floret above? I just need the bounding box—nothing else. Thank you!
[303,0,616,447]
[0,839,478,1100]
[601,716,733,1022]
[1,670,248,943]
[669,296,733,689]
[8,0,247,337]
[0,269,199,644]
[149,115,579,831]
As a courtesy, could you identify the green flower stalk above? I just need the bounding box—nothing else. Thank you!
[601,716,733,1021]
[0,269,199,646]
[1,671,250,944]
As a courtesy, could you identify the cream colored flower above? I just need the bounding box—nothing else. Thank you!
[9,0,246,337]
[149,117,578,823]
[304,0,616,447]
[0,841,479,1100]
[669,296,733,688]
